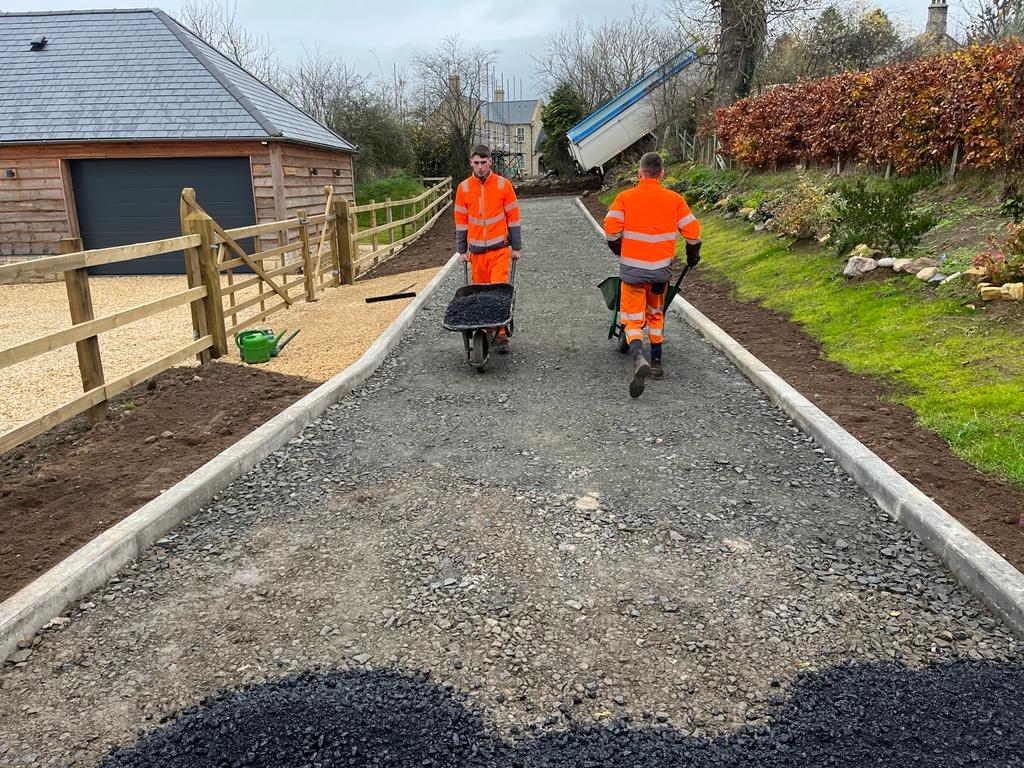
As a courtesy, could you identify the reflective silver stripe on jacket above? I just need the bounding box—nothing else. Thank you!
[455,224,468,231]
[618,311,645,321]
[685,237,701,245]
[605,210,624,221]
[497,176,505,189]
[606,233,622,241]
[622,231,678,243]
[461,180,469,193]
[469,213,506,226]
[504,201,519,213]
[677,214,696,229]
[455,205,468,214]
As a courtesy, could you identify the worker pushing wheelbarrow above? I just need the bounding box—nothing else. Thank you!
[598,151,702,398]
[443,143,523,371]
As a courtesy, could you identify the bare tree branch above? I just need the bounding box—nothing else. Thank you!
[177,0,279,84]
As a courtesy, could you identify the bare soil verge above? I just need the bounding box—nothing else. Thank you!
[581,194,1024,572]
[0,363,316,600]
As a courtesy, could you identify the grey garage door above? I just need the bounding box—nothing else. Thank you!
[71,157,257,275]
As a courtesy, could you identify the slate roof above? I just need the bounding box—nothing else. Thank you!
[0,8,354,151]
[480,99,539,126]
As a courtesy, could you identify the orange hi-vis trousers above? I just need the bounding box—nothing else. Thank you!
[620,281,666,346]
[471,247,511,284]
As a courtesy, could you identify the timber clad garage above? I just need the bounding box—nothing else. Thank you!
[0,8,356,275]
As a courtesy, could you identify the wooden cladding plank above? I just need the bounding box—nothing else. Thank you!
[0,234,201,279]
[0,286,206,371]
[0,336,212,455]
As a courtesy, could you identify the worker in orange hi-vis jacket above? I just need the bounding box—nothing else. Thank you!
[603,151,701,398]
[454,144,522,353]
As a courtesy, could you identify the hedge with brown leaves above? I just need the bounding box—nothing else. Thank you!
[713,43,1024,173]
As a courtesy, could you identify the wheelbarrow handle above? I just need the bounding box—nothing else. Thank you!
[508,257,517,286]
[463,258,470,286]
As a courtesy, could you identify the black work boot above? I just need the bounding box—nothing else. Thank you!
[630,354,651,398]
[650,359,664,380]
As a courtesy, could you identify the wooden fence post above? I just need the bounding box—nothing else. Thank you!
[297,209,316,301]
[61,236,107,425]
[334,197,354,285]
[369,200,379,253]
[385,197,394,252]
[184,211,227,357]
[180,191,212,365]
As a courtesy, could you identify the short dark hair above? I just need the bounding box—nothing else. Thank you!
[471,144,491,158]
[639,152,663,177]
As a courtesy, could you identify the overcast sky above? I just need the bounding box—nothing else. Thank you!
[2,0,968,98]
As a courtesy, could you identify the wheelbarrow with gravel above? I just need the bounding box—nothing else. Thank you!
[598,264,689,353]
[442,259,517,371]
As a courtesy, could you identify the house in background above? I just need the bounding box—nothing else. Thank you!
[0,8,355,274]
[475,87,544,179]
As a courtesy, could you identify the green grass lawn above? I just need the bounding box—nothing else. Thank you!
[600,185,1024,488]
[355,175,426,246]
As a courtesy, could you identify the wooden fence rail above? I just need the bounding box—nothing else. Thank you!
[0,235,214,454]
[350,177,451,278]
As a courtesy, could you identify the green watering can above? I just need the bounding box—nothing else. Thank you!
[235,329,300,364]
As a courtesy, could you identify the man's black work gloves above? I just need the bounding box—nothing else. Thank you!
[685,239,702,268]
[607,238,622,256]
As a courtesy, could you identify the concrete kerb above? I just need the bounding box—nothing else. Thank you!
[574,196,1024,640]
[0,255,461,662]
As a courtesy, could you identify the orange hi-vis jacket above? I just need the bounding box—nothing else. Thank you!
[603,178,700,284]
[454,172,522,256]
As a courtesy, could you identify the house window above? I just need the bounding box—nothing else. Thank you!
[516,127,525,144]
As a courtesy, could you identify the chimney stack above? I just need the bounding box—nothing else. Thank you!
[494,86,505,102]
[926,0,949,38]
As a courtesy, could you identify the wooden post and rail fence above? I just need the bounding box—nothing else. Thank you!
[0,177,452,455]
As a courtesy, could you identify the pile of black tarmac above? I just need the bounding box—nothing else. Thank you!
[443,288,514,328]
[101,660,1024,767]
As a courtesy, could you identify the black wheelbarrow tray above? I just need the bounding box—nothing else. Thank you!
[598,263,689,354]
[442,260,517,371]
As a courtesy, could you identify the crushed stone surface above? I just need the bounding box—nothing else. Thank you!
[0,198,1021,767]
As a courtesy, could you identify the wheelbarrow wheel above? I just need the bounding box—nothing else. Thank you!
[471,329,488,370]
[617,330,629,354]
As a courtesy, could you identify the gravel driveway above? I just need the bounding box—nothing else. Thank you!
[1,197,1021,767]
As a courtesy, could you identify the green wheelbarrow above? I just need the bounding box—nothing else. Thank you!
[598,264,690,354]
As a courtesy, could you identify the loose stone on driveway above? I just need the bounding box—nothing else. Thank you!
[0,197,1021,766]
